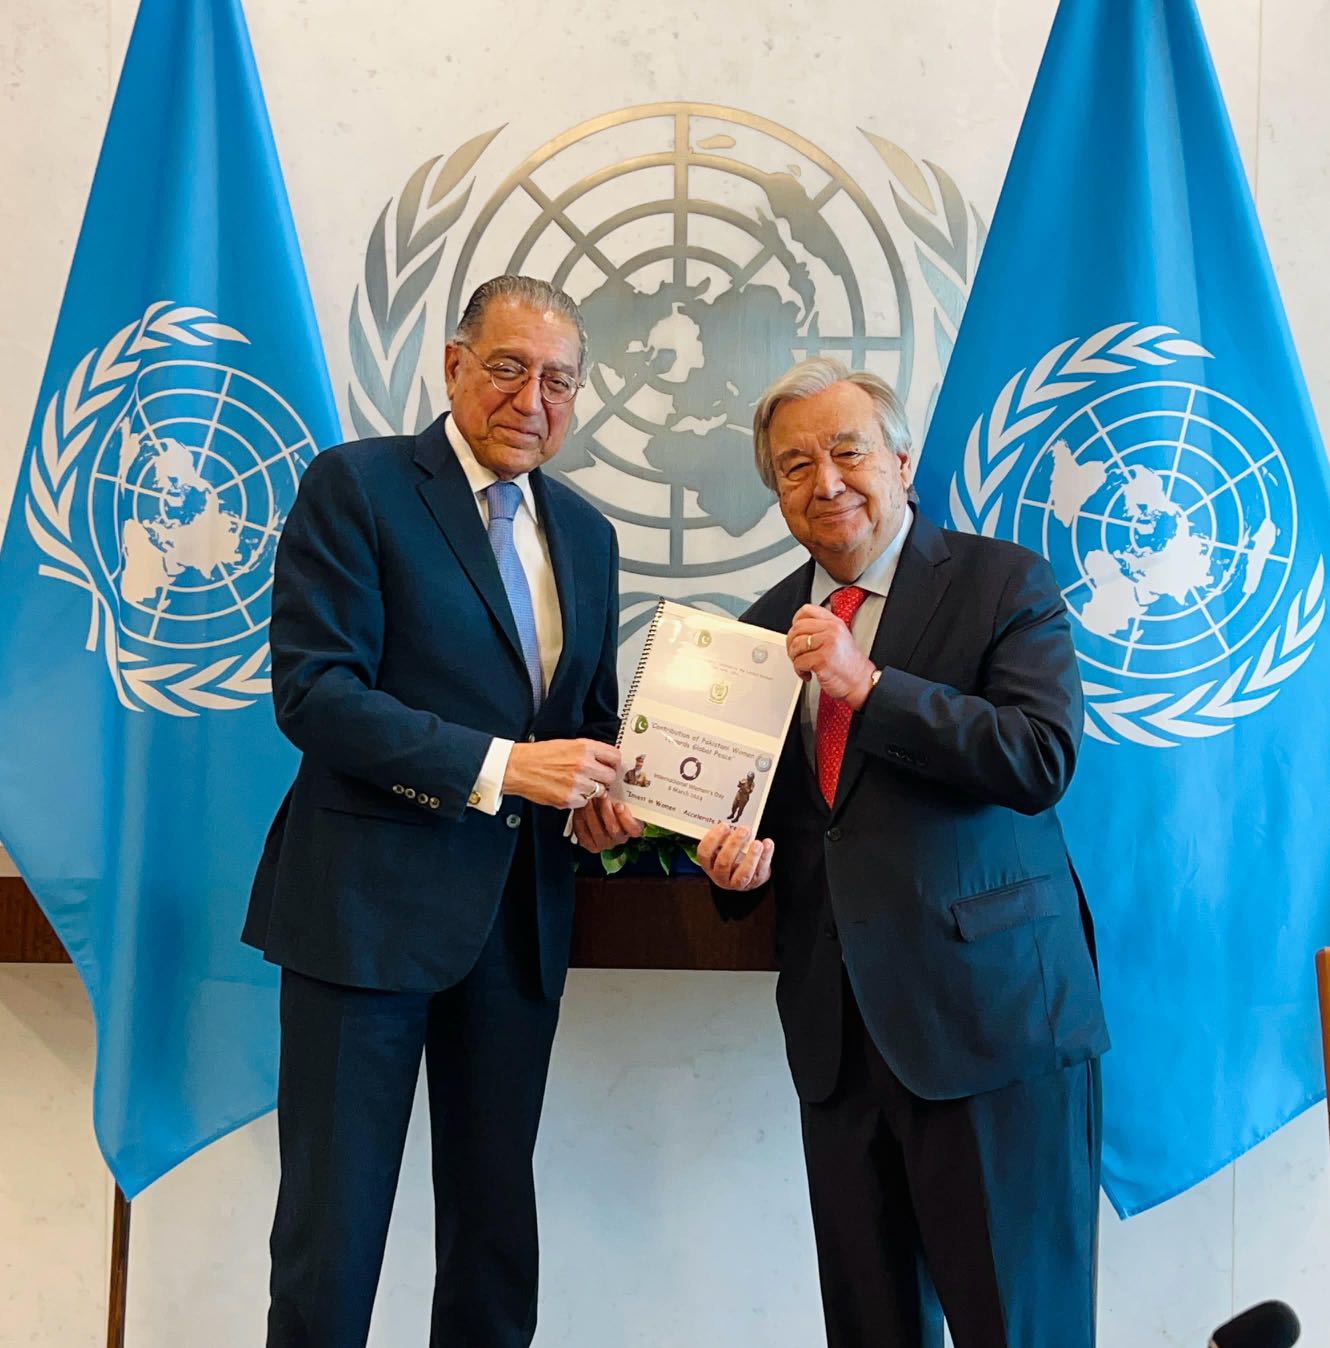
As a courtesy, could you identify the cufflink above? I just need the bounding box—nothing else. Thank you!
[468,790,481,806]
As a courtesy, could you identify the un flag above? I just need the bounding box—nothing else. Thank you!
[916,0,1330,1217]
[0,0,339,1195]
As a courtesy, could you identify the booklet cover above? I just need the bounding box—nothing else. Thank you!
[610,600,802,841]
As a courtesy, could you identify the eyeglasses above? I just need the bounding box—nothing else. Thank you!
[775,443,881,488]
[459,346,583,405]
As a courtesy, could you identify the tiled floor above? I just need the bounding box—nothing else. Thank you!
[3,964,1326,1346]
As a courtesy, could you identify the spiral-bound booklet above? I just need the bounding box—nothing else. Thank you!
[610,600,802,841]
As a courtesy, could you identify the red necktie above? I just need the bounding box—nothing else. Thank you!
[815,585,869,806]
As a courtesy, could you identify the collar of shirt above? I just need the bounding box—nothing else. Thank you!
[445,413,538,525]
[808,505,914,608]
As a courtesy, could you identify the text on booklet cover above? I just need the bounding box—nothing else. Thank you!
[611,600,802,840]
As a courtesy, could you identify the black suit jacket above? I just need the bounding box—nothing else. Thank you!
[243,415,619,996]
[722,510,1110,1102]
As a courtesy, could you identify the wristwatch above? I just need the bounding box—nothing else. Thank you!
[859,668,882,707]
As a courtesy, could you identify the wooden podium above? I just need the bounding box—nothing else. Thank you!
[0,877,69,962]
[0,872,776,971]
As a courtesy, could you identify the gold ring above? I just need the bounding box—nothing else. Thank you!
[805,635,813,653]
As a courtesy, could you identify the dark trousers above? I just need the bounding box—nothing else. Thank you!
[800,976,1100,1348]
[265,867,559,1348]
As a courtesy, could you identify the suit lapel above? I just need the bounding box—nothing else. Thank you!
[413,416,526,672]
[832,510,952,815]
[864,510,951,675]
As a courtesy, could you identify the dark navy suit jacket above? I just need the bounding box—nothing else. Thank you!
[243,415,619,997]
[719,510,1110,1102]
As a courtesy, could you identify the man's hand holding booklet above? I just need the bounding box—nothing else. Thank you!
[571,599,802,868]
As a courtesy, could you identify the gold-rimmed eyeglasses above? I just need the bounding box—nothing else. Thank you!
[458,345,583,405]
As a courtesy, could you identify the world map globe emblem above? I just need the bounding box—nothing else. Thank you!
[88,359,315,653]
[445,103,914,592]
[1013,381,1297,681]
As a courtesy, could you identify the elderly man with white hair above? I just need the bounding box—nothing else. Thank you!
[698,356,1110,1348]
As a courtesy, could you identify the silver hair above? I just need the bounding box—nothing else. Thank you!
[752,356,912,491]
[452,275,589,378]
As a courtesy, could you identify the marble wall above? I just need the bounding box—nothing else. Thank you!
[3,0,1330,1343]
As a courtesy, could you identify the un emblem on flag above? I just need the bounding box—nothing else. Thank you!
[24,303,317,716]
[948,322,1326,748]
[1016,383,1295,680]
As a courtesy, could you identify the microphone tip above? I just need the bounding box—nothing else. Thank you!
[1210,1299,1299,1348]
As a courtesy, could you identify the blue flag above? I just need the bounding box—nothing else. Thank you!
[0,0,338,1196]
[916,0,1330,1216]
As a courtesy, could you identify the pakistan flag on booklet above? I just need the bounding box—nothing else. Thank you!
[611,600,802,840]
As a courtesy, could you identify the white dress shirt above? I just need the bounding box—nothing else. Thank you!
[800,508,913,765]
[446,416,564,814]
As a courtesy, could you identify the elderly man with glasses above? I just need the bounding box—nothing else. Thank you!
[692,356,1110,1348]
[244,275,631,1348]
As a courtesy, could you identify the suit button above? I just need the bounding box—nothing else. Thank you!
[826,826,842,842]
[404,788,417,800]
[526,733,536,742]
[428,797,439,809]
[392,784,405,794]
[505,813,522,829]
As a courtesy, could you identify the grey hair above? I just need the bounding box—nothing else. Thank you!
[452,275,589,378]
[752,357,912,491]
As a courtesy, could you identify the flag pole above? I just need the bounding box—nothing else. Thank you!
[106,1183,131,1348]
[1316,949,1330,1141]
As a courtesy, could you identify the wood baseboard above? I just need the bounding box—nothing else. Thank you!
[0,874,775,972]
[0,878,70,962]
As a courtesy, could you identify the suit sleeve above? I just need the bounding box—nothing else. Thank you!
[709,876,771,923]
[268,448,491,818]
[578,526,622,744]
[855,550,1083,815]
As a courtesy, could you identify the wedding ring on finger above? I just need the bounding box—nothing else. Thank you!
[587,782,604,801]
[804,634,813,653]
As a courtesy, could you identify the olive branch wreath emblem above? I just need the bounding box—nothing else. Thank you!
[861,130,988,418]
[347,120,984,443]
[24,301,274,717]
[945,321,1325,748]
[347,127,503,437]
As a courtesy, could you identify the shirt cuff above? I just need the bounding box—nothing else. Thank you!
[468,738,513,815]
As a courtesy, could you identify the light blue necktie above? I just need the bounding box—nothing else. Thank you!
[484,480,544,711]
